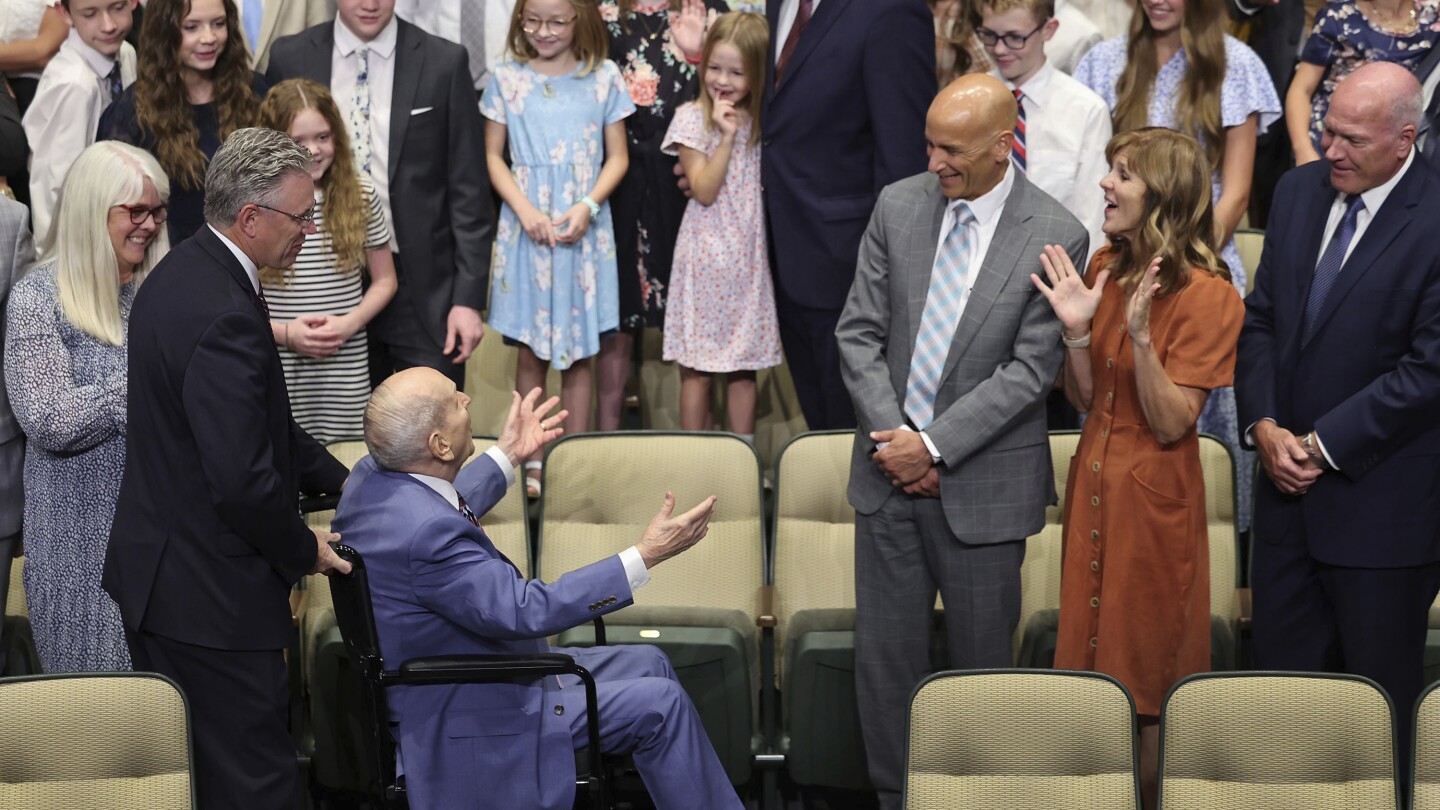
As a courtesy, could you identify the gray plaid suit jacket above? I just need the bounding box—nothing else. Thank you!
[838,170,1089,543]
[0,197,37,540]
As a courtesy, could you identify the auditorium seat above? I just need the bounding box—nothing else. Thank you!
[1013,430,1078,667]
[539,431,767,787]
[1160,672,1398,809]
[0,672,195,808]
[1234,228,1264,298]
[1,555,39,675]
[905,669,1140,809]
[1415,680,1440,810]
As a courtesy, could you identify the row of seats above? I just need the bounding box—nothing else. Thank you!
[907,668,1440,810]
[292,429,1242,801]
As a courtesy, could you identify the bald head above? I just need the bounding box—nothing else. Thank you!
[365,368,469,474]
[1323,61,1421,194]
[926,74,1018,200]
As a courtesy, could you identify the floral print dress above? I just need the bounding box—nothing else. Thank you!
[1300,0,1440,151]
[601,0,729,329]
[481,60,635,369]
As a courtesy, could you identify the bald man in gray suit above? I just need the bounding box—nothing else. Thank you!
[836,74,1088,809]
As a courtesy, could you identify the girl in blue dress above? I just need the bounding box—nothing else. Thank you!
[483,0,636,496]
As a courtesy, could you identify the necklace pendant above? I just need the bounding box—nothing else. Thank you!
[543,82,556,98]
[649,31,659,40]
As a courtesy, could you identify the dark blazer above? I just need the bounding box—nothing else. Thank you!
[0,89,25,177]
[1236,157,1440,568]
[1227,0,1305,105]
[104,225,347,650]
[266,19,494,346]
[760,0,934,310]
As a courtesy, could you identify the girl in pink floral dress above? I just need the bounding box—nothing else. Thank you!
[661,12,779,439]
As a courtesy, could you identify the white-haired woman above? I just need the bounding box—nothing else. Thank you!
[4,140,169,672]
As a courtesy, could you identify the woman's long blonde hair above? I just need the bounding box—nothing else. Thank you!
[1099,128,1229,296]
[1111,0,1227,168]
[49,142,171,346]
[258,79,367,285]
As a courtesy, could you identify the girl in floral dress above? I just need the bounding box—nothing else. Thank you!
[1286,0,1440,163]
[599,0,727,432]
[483,0,636,496]
[662,12,781,438]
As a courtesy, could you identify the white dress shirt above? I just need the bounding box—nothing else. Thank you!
[409,452,650,592]
[23,30,137,245]
[395,0,513,87]
[210,225,263,294]
[1245,147,1417,468]
[1004,60,1111,267]
[1048,0,1104,74]
[774,0,823,63]
[332,15,400,250]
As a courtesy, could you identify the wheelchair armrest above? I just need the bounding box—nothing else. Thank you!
[299,493,341,514]
[395,652,584,683]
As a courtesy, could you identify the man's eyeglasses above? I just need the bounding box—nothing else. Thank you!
[255,203,316,227]
[975,22,1048,50]
[521,15,576,35]
[114,204,168,225]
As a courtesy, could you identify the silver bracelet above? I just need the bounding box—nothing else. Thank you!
[1061,331,1091,348]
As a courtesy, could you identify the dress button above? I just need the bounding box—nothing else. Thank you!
[1090,597,1099,607]
[1091,461,1100,472]
[1101,428,1108,438]
[1090,529,1099,540]
[1106,358,1115,368]
[1106,392,1114,402]
[1090,636,1098,647]
[1090,496,1099,506]
[1118,324,1125,333]
[1090,561,1100,571]
[554,705,565,716]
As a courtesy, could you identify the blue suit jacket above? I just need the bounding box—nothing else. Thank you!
[760,0,934,310]
[1236,156,1440,567]
[331,455,633,810]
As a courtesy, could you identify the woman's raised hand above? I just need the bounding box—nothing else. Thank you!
[1031,244,1108,336]
[1125,257,1163,346]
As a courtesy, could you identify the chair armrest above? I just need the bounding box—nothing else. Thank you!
[395,652,584,684]
[757,584,776,628]
[299,493,341,514]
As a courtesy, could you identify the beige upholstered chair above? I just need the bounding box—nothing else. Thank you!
[538,431,766,784]
[1234,228,1264,298]
[905,669,1140,809]
[1160,672,1399,809]
[1013,431,1080,663]
[0,672,194,808]
[769,430,866,790]
[1198,434,1241,668]
[1415,681,1440,809]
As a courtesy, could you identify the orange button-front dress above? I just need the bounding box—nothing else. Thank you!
[1053,259,1244,716]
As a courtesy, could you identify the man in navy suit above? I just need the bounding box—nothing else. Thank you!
[1237,63,1440,734]
[759,0,935,429]
[104,128,351,810]
[330,369,742,810]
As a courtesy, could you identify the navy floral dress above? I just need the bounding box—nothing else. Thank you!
[1300,0,1440,151]
[601,0,730,329]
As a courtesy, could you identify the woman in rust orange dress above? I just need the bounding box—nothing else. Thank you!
[1031,126,1244,807]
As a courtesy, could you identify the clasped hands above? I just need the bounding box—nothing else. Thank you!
[871,429,940,497]
[1252,420,1325,495]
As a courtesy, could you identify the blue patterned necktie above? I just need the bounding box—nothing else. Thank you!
[350,48,373,176]
[243,0,264,54]
[1302,193,1365,344]
[106,64,123,103]
[904,202,978,429]
[1011,90,1027,175]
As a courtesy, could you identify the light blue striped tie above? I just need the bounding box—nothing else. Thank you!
[904,202,977,429]
[243,0,264,54]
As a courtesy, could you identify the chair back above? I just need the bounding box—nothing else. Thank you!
[1234,228,1264,297]
[1160,672,1398,809]
[905,669,1139,809]
[1415,680,1440,809]
[0,672,195,808]
[305,439,369,534]
[1198,434,1240,667]
[1013,430,1080,659]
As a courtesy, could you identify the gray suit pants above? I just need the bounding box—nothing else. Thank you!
[855,492,1023,810]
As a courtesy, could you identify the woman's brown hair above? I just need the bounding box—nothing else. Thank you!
[134,0,261,190]
[1111,0,1227,168]
[1098,128,1230,296]
[697,11,767,139]
[507,0,610,76]
[257,78,368,286]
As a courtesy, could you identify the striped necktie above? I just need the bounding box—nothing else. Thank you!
[1011,89,1027,174]
[904,202,977,428]
[1302,193,1365,345]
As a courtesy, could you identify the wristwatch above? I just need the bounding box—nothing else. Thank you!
[1299,431,1331,470]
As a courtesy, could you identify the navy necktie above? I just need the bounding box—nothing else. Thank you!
[1303,193,1365,344]
[106,64,123,102]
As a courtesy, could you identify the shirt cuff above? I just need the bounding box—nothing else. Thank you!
[877,425,942,464]
[1311,431,1340,470]
[1232,0,1263,16]
[619,546,650,591]
[484,444,516,487]
[1242,418,1274,449]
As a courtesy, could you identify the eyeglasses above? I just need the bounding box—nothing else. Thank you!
[975,22,1048,50]
[114,204,168,225]
[520,15,576,35]
[255,203,316,227]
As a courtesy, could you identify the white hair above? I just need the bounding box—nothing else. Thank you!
[363,380,449,471]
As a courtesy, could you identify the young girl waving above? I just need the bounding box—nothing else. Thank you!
[662,12,779,439]
[483,0,634,496]
[258,78,397,443]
